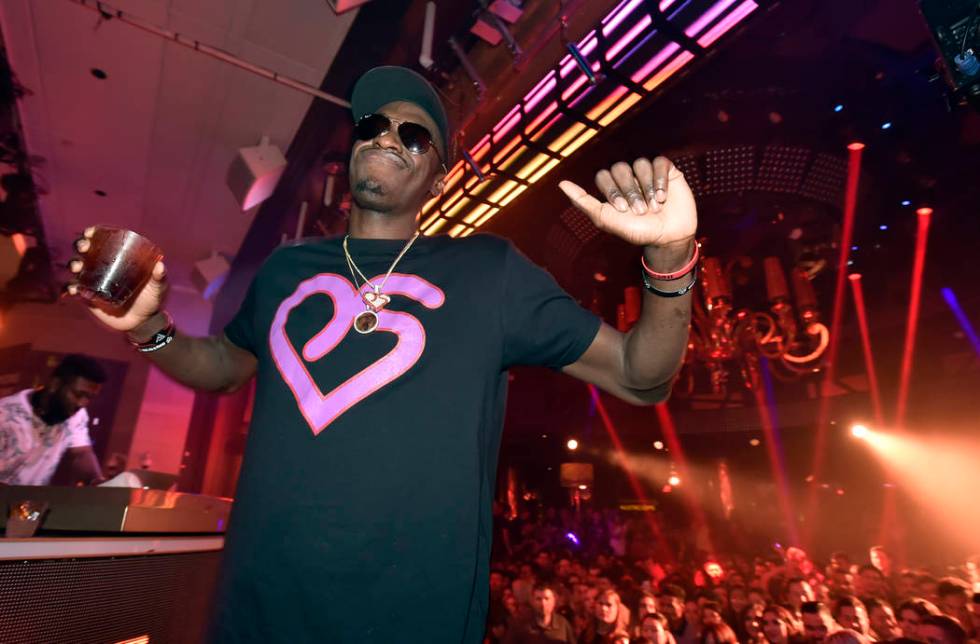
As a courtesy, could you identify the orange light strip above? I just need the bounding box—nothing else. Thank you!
[419,0,752,234]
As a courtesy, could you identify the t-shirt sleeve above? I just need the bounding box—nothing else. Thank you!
[501,241,601,369]
[223,274,260,354]
[66,408,92,449]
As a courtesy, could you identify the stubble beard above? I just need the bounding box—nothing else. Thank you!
[352,178,394,213]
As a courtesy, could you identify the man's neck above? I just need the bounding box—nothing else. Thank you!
[29,389,57,425]
[535,613,553,628]
[347,207,418,240]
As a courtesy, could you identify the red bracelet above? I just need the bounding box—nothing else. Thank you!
[641,240,700,281]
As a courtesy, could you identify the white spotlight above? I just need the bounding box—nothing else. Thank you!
[851,424,871,439]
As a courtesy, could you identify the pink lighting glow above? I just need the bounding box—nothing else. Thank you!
[696,0,757,47]
[603,0,643,35]
[606,15,653,62]
[423,0,755,236]
[685,0,741,38]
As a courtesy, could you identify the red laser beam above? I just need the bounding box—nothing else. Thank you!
[849,273,895,546]
[655,403,714,554]
[848,274,883,425]
[896,208,932,428]
[805,142,864,543]
[749,375,800,546]
[588,385,674,561]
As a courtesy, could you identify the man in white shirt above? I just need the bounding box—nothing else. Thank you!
[0,354,106,486]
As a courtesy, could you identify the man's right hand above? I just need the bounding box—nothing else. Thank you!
[66,227,169,338]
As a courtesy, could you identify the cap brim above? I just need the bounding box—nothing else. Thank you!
[351,66,449,161]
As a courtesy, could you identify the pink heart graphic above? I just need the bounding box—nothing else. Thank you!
[268,273,445,434]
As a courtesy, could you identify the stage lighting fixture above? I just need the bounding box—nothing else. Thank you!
[901,199,912,206]
[834,104,844,112]
[881,121,893,130]
[653,441,664,450]
[566,438,579,450]
[851,424,871,439]
[668,474,681,486]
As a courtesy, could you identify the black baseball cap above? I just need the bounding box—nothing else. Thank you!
[350,66,450,161]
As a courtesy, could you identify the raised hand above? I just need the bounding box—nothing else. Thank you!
[558,156,697,248]
[66,227,168,334]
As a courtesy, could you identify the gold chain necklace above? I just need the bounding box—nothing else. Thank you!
[343,232,420,334]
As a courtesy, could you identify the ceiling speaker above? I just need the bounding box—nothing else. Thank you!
[226,137,287,211]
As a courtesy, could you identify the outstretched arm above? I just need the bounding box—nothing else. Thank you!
[559,157,697,405]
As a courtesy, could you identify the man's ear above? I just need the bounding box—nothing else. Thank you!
[429,175,446,198]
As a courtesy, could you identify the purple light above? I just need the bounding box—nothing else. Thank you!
[696,0,757,47]
[685,0,740,38]
[942,287,980,356]
[630,42,681,84]
[606,15,653,61]
[603,0,644,36]
[565,531,581,546]
[524,72,556,108]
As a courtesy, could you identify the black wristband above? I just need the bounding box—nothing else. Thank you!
[130,312,176,352]
[642,263,699,297]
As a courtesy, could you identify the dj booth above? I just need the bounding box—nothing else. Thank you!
[0,484,231,644]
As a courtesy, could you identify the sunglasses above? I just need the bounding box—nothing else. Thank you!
[354,113,447,172]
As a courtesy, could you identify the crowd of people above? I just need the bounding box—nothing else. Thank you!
[486,507,979,644]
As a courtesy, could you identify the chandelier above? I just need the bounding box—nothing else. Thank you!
[680,252,830,396]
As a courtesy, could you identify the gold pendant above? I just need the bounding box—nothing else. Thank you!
[354,309,379,334]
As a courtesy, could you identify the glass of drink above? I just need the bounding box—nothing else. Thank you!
[74,227,163,308]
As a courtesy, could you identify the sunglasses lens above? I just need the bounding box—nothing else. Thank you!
[398,122,434,155]
[355,114,389,141]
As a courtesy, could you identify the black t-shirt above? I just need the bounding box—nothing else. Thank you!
[212,234,600,643]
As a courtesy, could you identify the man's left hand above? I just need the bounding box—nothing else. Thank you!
[558,156,696,248]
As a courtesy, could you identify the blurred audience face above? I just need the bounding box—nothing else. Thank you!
[489,571,507,597]
[703,606,723,626]
[503,589,518,615]
[685,600,702,625]
[556,558,572,579]
[657,595,684,625]
[802,609,834,643]
[730,587,750,614]
[836,604,869,635]
[897,574,917,600]
[869,603,901,641]
[788,580,816,612]
[642,616,671,644]
[856,569,886,599]
[532,588,556,623]
[898,606,922,639]
[598,592,621,625]
[762,609,791,644]
[871,548,893,576]
[640,595,657,619]
[745,604,765,641]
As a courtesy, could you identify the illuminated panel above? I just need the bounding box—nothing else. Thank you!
[603,0,644,36]
[597,92,643,127]
[420,0,757,234]
[560,127,600,157]
[463,203,490,224]
[697,0,757,46]
[474,207,500,227]
[424,218,448,235]
[605,15,652,61]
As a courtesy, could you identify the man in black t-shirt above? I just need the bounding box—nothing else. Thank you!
[71,66,698,642]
